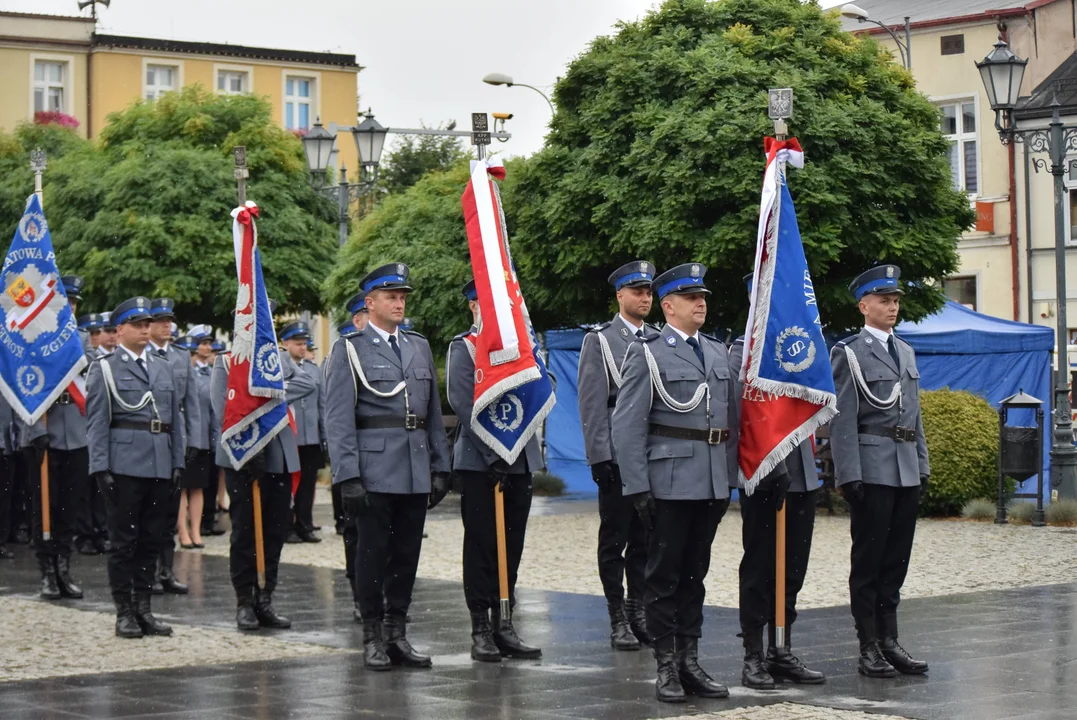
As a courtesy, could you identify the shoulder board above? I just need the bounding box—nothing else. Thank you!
[402,329,425,339]
[587,321,613,334]
[832,334,858,349]
[451,330,471,341]
[732,336,745,346]
[893,334,912,348]
[642,333,664,344]
[700,332,720,343]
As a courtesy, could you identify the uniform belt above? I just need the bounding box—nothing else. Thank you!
[357,415,428,431]
[607,398,617,409]
[648,423,729,445]
[859,424,916,442]
[55,391,71,405]
[111,419,172,434]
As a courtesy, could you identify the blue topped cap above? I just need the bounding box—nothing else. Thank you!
[652,263,710,299]
[850,265,903,301]
[61,275,84,299]
[279,320,311,341]
[187,324,212,343]
[400,317,414,332]
[150,297,175,319]
[307,338,317,351]
[462,279,477,301]
[170,322,179,339]
[112,297,152,325]
[360,263,412,294]
[77,312,107,330]
[211,340,225,352]
[609,261,656,291]
[100,311,114,329]
[338,320,359,338]
[346,290,367,315]
[174,337,193,352]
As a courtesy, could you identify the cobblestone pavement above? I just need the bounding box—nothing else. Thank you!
[674,705,915,720]
[197,490,1077,609]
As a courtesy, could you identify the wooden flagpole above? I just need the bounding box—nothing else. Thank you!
[31,149,51,541]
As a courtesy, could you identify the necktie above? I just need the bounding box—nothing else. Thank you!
[199,366,210,377]
[136,357,147,374]
[887,335,900,370]
[635,329,644,339]
[388,335,402,362]
[686,336,704,367]
[156,348,167,359]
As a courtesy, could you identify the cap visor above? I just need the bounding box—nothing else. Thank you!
[619,280,652,289]
[668,286,711,296]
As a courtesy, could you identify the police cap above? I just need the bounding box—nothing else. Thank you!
[849,265,904,301]
[652,263,710,299]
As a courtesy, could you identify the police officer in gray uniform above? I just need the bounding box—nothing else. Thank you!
[0,392,16,559]
[325,263,451,671]
[331,294,369,542]
[612,263,737,704]
[730,276,825,689]
[279,320,325,543]
[829,265,929,679]
[577,260,657,652]
[86,296,184,638]
[448,279,542,663]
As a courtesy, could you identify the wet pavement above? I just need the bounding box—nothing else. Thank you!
[2,528,1076,719]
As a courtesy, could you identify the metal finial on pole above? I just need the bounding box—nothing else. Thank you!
[234,146,249,205]
[768,88,793,141]
[30,149,47,206]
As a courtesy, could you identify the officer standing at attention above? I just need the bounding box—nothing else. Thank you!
[730,275,825,689]
[577,261,657,652]
[99,313,118,355]
[330,300,365,541]
[325,263,451,671]
[447,279,543,663]
[176,326,214,550]
[829,265,929,679]
[279,320,325,543]
[611,263,737,704]
[86,297,184,638]
[148,298,198,595]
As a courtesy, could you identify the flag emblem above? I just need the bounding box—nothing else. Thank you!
[0,266,62,341]
[7,276,33,307]
[18,212,46,243]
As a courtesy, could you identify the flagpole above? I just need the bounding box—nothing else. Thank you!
[234,146,265,590]
[30,149,52,541]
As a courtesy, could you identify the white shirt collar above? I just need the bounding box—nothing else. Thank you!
[148,340,169,354]
[618,314,644,335]
[120,344,149,363]
[195,360,209,368]
[667,324,699,343]
[863,325,892,344]
[367,321,399,344]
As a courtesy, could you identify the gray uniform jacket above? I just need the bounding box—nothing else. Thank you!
[291,358,325,447]
[577,315,657,466]
[21,350,96,451]
[0,392,16,454]
[86,348,183,479]
[611,325,738,501]
[324,329,450,493]
[446,328,543,474]
[209,353,303,474]
[829,328,930,488]
[728,337,818,493]
[154,343,199,454]
[187,363,213,451]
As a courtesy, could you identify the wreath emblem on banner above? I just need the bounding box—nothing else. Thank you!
[775,326,815,374]
[488,393,524,432]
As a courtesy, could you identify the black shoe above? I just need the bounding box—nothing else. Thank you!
[38,557,61,600]
[677,636,728,698]
[283,530,303,544]
[134,593,172,636]
[608,600,641,651]
[151,579,164,596]
[0,545,12,559]
[858,639,897,678]
[94,538,110,554]
[114,595,143,639]
[76,539,100,555]
[625,597,651,645]
[653,636,686,703]
[767,627,825,685]
[157,567,189,595]
[253,591,291,629]
[236,589,259,631]
[879,637,928,675]
[741,628,775,690]
[297,530,322,544]
[470,611,501,663]
[384,614,432,668]
[362,620,392,671]
[54,557,83,599]
[204,525,226,537]
[492,609,541,659]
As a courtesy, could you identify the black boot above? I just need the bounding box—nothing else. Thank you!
[470,610,501,663]
[676,636,728,698]
[383,613,432,668]
[362,619,392,671]
[236,588,259,631]
[608,599,640,651]
[492,607,541,659]
[653,635,686,703]
[741,627,775,690]
[134,592,173,636]
[157,565,188,595]
[54,556,83,598]
[879,636,928,675]
[38,556,60,600]
[857,623,896,678]
[767,625,825,685]
[113,593,143,639]
[253,589,291,629]
[625,597,652,645]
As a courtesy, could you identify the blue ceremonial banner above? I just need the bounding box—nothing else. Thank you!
[0,194,87,424]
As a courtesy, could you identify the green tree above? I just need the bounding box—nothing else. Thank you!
[20,86,336,329]
[507,0,974,333]
[0,122,88,239]
[377,126,471,195]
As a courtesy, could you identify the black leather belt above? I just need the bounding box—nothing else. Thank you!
[55,391,71,405]
[358,415,428,431]
[859,424,916,442]
[111,419,172,434]
[649,423,729,445]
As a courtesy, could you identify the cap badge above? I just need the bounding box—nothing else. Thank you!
[639,262,647,273]
[690,265,700,278]
[136,298,144,307]
[886,266,894,278]
[666,335,677,347]
[396,264,405,275]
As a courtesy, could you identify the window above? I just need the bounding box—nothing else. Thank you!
[939,101,978,194]
[941,35,965,55]
[144,64,177,101]
[33,60,67,113]
[943,276,977,310]
[217,70,248,95]
[284,76,314,131]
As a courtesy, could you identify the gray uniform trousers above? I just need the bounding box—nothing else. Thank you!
[155,343,200,572]
[290,357,325,533]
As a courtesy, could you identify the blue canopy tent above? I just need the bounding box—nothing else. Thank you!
[545,328,592,493]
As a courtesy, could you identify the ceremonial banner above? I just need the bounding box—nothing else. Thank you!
[220,201,288,470]
[461,158,555,463]
[0,194,87,424]
[739,138,836,493]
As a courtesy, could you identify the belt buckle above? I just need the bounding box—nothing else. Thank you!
[897,426,914,442]
[57,392,70,404]
[404,413,418,431]
[150,419,162,434]
[707,428,723,445]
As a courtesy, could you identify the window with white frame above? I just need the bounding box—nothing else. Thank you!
[33,60,67,113]
[145,64,178,101]
[939,100,978,195]
[217,70,249,95]
[284,76,314,131]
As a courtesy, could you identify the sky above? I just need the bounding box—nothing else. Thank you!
[3,0,847,158]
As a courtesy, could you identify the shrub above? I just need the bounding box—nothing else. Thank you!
[920,389,1010,516]
[1047,498,1077,526]
[1006,499,1035,524]
[961,498,995,521]
[532,471,566,497]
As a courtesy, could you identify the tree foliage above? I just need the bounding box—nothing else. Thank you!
[508,0,973,333]
[0,123,88,238]
[377,127,471,196]
[2,86,336,329]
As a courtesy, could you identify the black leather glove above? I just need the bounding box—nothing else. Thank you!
[489,459,510,490]
[633,491,656,532]
[171,468,183,496]
[30,434,48,464]
[757,471,790,512]
[590,460,616,494]
[184,446,199,467]
[95,471,117,503]
[428,471,450,510]
[919,475,930,499]
[341,478,370,519]
[841,480,865,505]
[246,451,267,482]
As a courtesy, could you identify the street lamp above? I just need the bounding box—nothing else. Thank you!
[840,3,912,69]
[353,112,388,177]
[301,118,337,182]
[303,116,380,247]
[482,72,555,115]
[978,36,1077,499]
